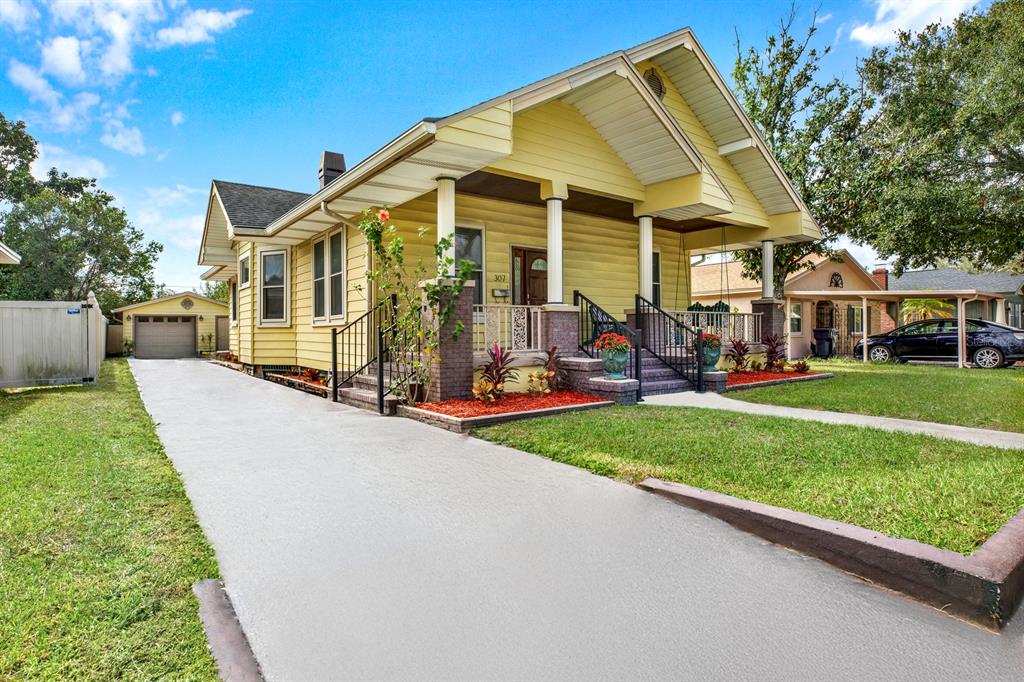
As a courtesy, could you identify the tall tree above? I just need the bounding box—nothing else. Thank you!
[0,113,94,203]
[730,8,874,295]
[850,0,1024,273]
[0,188,163,311]
[200,280,228,302]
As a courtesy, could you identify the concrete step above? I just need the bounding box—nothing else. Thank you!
[335,386,398,415]
[640,378,693,396]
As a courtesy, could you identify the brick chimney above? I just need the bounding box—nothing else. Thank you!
[318,151,346,188]
[871,266,889,290]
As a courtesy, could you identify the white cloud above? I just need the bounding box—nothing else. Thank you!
[49,92,101,132]
[170,110,185,126]
[155,8,252,47]
[817,12,833,24]
[41,36,87,84]
[136,207,205,250]
[8,59,61,107]
[31,143,109,180]
[49,0,165,80]
[0,0,38,32]
[851,0,978,47]
[101,118,146,156]
[145,184,201,206]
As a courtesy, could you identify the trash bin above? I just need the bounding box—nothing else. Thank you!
[813,328,834,358]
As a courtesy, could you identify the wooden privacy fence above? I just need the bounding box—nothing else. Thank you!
[0,292,107,388]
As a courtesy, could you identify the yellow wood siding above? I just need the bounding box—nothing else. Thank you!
[488,100,645,200]
[435,102,513,156]
[250,244,295,365]
[635,60,770,227]
[121,295,228,353]
[235,241,255,364]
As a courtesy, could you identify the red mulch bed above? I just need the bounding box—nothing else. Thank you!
[417,390,605,418]
[727,370,820,386]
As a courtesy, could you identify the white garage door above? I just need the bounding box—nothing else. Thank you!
[134,315,196,359]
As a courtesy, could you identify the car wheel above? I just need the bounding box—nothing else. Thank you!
[868,346,892,363]
[972,347,1004,369]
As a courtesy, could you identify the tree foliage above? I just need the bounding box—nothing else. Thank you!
[850,0,1024,273]
[730,8,874,296]
[0,188,163,311]
[200,280,229,302]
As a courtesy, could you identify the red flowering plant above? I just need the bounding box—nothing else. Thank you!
[594,332,631,352]
[701,331,721,350]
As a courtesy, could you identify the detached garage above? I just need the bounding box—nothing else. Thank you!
[112,292,229,359]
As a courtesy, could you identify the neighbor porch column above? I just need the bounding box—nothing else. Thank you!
[541,180,568,304]
[861,296,869,363]
[996,298,1007,324]
[761,240,775,299]
[437,176,456,276]
[957,297,967,368]
[638,215,654,301]
[786,296,793,360]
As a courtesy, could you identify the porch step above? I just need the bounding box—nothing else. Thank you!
[641,378,694,396]
[335,386,398,415]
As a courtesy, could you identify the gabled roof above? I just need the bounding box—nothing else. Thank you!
[212,180,308,230]
[0,240,21,265]
[691,250,876,295]
[111,291,228,313]
[889,269,1024,295]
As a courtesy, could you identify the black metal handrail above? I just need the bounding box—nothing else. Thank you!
[330,295,397,402]
[572,290,642,397]
[375,308,426,413]
[635,294,705,392]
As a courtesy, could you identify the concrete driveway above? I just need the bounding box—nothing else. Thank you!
[130,359,1024,681]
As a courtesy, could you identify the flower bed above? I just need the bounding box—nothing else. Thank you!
[418,390,605,417]
[727,370,817,386]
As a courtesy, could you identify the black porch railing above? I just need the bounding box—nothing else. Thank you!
[330,295,396,403]
[635,294,705,392]
[572,290,642,397]
[375,305,425,414]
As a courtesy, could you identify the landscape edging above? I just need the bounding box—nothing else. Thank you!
[398,400,613,433]
[638,477,1024,630]
[722,372,834,392]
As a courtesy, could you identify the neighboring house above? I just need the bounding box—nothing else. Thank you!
[691,250,882,357]
[880,268,1024,330]
[111,292,229,359]
[197,27,819,402]
[0,240,21,265]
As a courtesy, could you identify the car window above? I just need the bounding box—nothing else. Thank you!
[942,320,981,333]
[900,321,943,335]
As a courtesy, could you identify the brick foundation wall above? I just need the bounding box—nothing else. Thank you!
[425,281,475,402]
[541,304,580,358]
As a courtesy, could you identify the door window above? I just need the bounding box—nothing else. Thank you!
[652,252,662,307]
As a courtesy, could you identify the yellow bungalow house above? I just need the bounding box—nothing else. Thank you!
[197,27,819,407]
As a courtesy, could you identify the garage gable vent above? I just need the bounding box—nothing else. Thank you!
[643,68,666,100]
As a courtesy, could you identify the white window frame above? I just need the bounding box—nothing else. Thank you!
[327,227,346,322]
[230,278,238,326]
[311,236,328,323]
[456,223,485,305]
[258,246,290,327]
[790,301,802,336]
[238,254,251,289]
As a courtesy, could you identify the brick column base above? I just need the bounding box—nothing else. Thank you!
[752,298,786,346]
[540,304,579,358]
[423,280,475,402]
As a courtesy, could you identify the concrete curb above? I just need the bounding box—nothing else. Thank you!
[398,400,614,433]
[638,478,1024,630]
[722,372,833,393]
[193,579,263,681]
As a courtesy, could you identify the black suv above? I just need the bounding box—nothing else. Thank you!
[854,319,1024,368]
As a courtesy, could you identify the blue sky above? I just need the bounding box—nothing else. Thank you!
[0,0,980,290]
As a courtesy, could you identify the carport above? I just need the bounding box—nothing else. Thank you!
[785,289,1008,368]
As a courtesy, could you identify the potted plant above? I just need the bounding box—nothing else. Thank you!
[701,331,722,371]
[594,332,632,379]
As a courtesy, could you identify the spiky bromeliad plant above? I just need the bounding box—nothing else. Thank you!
[473,343,519,402]
[356,208,475,404]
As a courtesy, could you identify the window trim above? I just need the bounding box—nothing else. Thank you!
[229,279,238,326]
[651,250,662,307]
[238,254,251,290]
[258,246,290,327]
[455,223,485,305]
[311,236,328,323]
[311,226,347,326]
[790,301,803,336]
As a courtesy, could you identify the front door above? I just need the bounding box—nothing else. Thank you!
[512,247,547,306]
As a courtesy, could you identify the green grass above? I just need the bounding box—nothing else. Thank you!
[0,360,220,679]
[734,359,1024,433]
[476,405,1024,555]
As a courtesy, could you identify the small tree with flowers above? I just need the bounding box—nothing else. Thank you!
[356,208,475,403]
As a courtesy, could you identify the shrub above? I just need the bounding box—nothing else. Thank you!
[764,334,785,371]
[724,337,750,371]
[300,367,323,384]
[792,359,810,373]
[543,346,564,391]
[749,359,763,371]
[526,369,555,396]
[474,344,518,402]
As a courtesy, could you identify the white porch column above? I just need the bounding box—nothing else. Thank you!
[785,296,793,360]
[761,240,775,299]
[996,298,1007,324]
[437,176,456,276]
[541,180,568,304]
[861,296,869,362]
[638,215,654,301]
[957,297,966,368]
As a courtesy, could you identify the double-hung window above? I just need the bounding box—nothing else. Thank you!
[790,302,802,334]
[260,248,289,326]
[455,226,483,305]
[651,252,662,307]
[230,280,238,323]
[238,255,250,289]
[312,228,346,322]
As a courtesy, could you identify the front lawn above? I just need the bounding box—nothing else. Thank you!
[476,405,1024,555]
[734,360,1024,433]
[0,360,220,679]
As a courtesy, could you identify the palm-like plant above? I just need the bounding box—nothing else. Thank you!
[900,298,955,323]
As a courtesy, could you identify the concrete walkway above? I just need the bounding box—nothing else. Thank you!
[130,359,1024,681]
[644,390,1024,450]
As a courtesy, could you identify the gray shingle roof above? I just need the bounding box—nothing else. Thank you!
[889,268,1024,294]
[213,180,309,229]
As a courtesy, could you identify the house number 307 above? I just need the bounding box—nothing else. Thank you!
[493,274,507,282]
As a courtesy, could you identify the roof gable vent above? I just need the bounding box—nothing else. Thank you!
[643,68,666,100]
